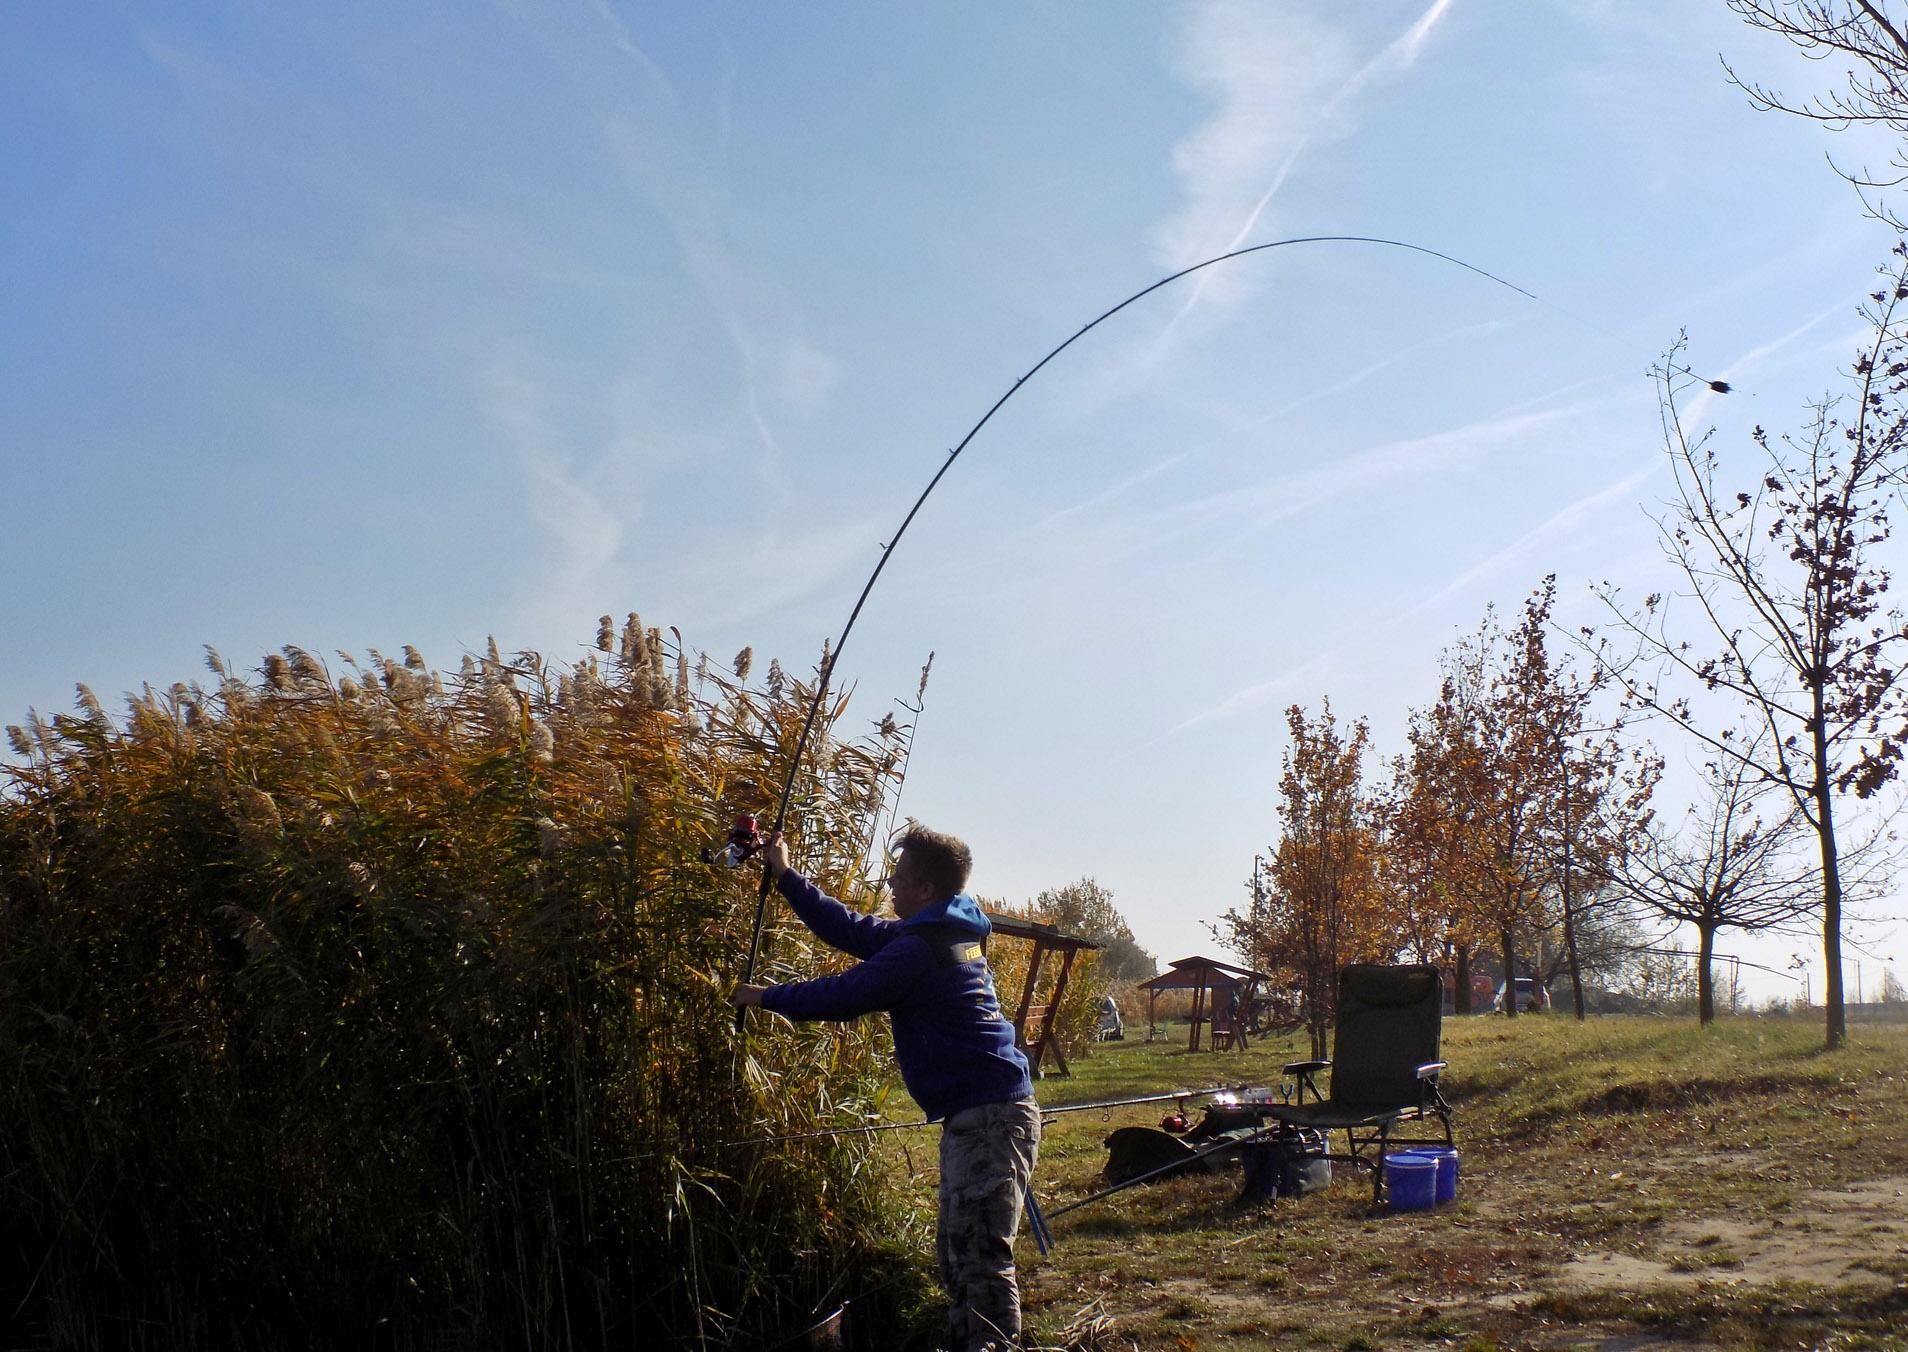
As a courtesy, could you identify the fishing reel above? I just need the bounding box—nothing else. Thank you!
[703,814,764,869]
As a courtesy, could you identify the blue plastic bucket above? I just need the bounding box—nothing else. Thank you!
[1384,1153,1438,1212]
[1409,1146,1459,1204]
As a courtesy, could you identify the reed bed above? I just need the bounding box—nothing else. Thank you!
[0,619,929,1349]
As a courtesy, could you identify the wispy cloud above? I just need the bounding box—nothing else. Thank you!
[481,360,626,631]
[1403,453,1660,621]
[675,519,886,633]
[1153,2,1341,269]
[478,338,873,641]
[1034,451,1194,531]
[1157,457,1599,740]
[1706,302,1853,395]
[1241,317,1506,428]
[1356,300,1860,633]
[590,114,799,476]
[477,5,858,620]
[1097,400,1578,567]
[1155,391,1614,735]
[1619,230,1860,373]
[140,33,262,107]
[512,4,846,473]
[580,0,674,91]
[775,339,843,417]
[1150,0,1456,344]
[935,394,1585,636]
[1165,648,1341,736]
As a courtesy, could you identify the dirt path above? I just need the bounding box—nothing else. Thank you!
[1548,1174,1908,1295]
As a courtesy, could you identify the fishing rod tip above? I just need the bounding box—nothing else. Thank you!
[1708,380,1732,394]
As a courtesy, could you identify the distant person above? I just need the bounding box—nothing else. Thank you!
[1097,992,1124,1041]
[1213,983,1244,1044]
[731,826,1039,1352]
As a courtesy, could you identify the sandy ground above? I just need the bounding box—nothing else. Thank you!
[1047,1169,1908,1349]
[1550,1174,1908,1294]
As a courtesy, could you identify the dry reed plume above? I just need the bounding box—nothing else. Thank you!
[0,622,930,1349]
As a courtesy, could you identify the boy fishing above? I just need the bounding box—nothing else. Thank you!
[730,825,1040,1352]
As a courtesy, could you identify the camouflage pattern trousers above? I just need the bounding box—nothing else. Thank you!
[936,1098,1042,1352]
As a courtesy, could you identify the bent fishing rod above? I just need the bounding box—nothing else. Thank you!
[723,1084,1252,1146]
[733,234,1731,1031]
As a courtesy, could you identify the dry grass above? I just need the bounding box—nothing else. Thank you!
[991,1013,1908,1351]
[0,623,935,1349]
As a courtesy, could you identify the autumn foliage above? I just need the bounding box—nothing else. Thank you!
[1220,702,1387,1058]
[1229,582,1655,1036]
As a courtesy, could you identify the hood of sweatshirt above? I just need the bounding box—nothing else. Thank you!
[899,893,991,938]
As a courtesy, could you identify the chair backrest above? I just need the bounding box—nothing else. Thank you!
[1329,964,1443,1108]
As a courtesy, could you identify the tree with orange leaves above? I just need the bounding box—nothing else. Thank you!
[1221,701,1388,1059]
[1386,673,1495,1014]
[1395,580,1654,1020]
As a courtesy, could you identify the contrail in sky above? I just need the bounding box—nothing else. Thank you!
[1222,0,1453,255]
[1155,0,1456,346]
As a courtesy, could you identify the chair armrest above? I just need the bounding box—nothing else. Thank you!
[1282,1059,1330,1105]
[1415,1061,1447,1079]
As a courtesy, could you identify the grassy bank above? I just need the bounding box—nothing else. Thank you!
[988,1015,1908,1350]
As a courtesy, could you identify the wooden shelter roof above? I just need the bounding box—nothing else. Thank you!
[1137,955,1270,991]
[982,913,1102,950]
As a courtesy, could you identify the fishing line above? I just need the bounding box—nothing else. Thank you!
[1511,286,1733,396]
[733,233,1726,1027]
[722,1084,1245,1146]
[856,652,933,886]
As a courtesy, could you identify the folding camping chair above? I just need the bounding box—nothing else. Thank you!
[1261,964,1454,1204]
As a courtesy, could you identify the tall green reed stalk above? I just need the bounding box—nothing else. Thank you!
[0,619,930,1349]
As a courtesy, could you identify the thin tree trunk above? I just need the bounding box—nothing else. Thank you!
[1455,945,1473,1016]
[1810,713,1847,1049]
[1306,917,1329,1060]
[1500,925,1518,1020]
[1696,920,1716,1026]
[1310,963,1330,1061]
[1559,747,1586,1019]
[1561,874,1586,1020]
[1323,880,1340,1060]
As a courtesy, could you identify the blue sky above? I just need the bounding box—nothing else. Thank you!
[5,1,1905,1001]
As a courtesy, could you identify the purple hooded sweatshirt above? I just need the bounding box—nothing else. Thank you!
[758,870,1033,1121]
